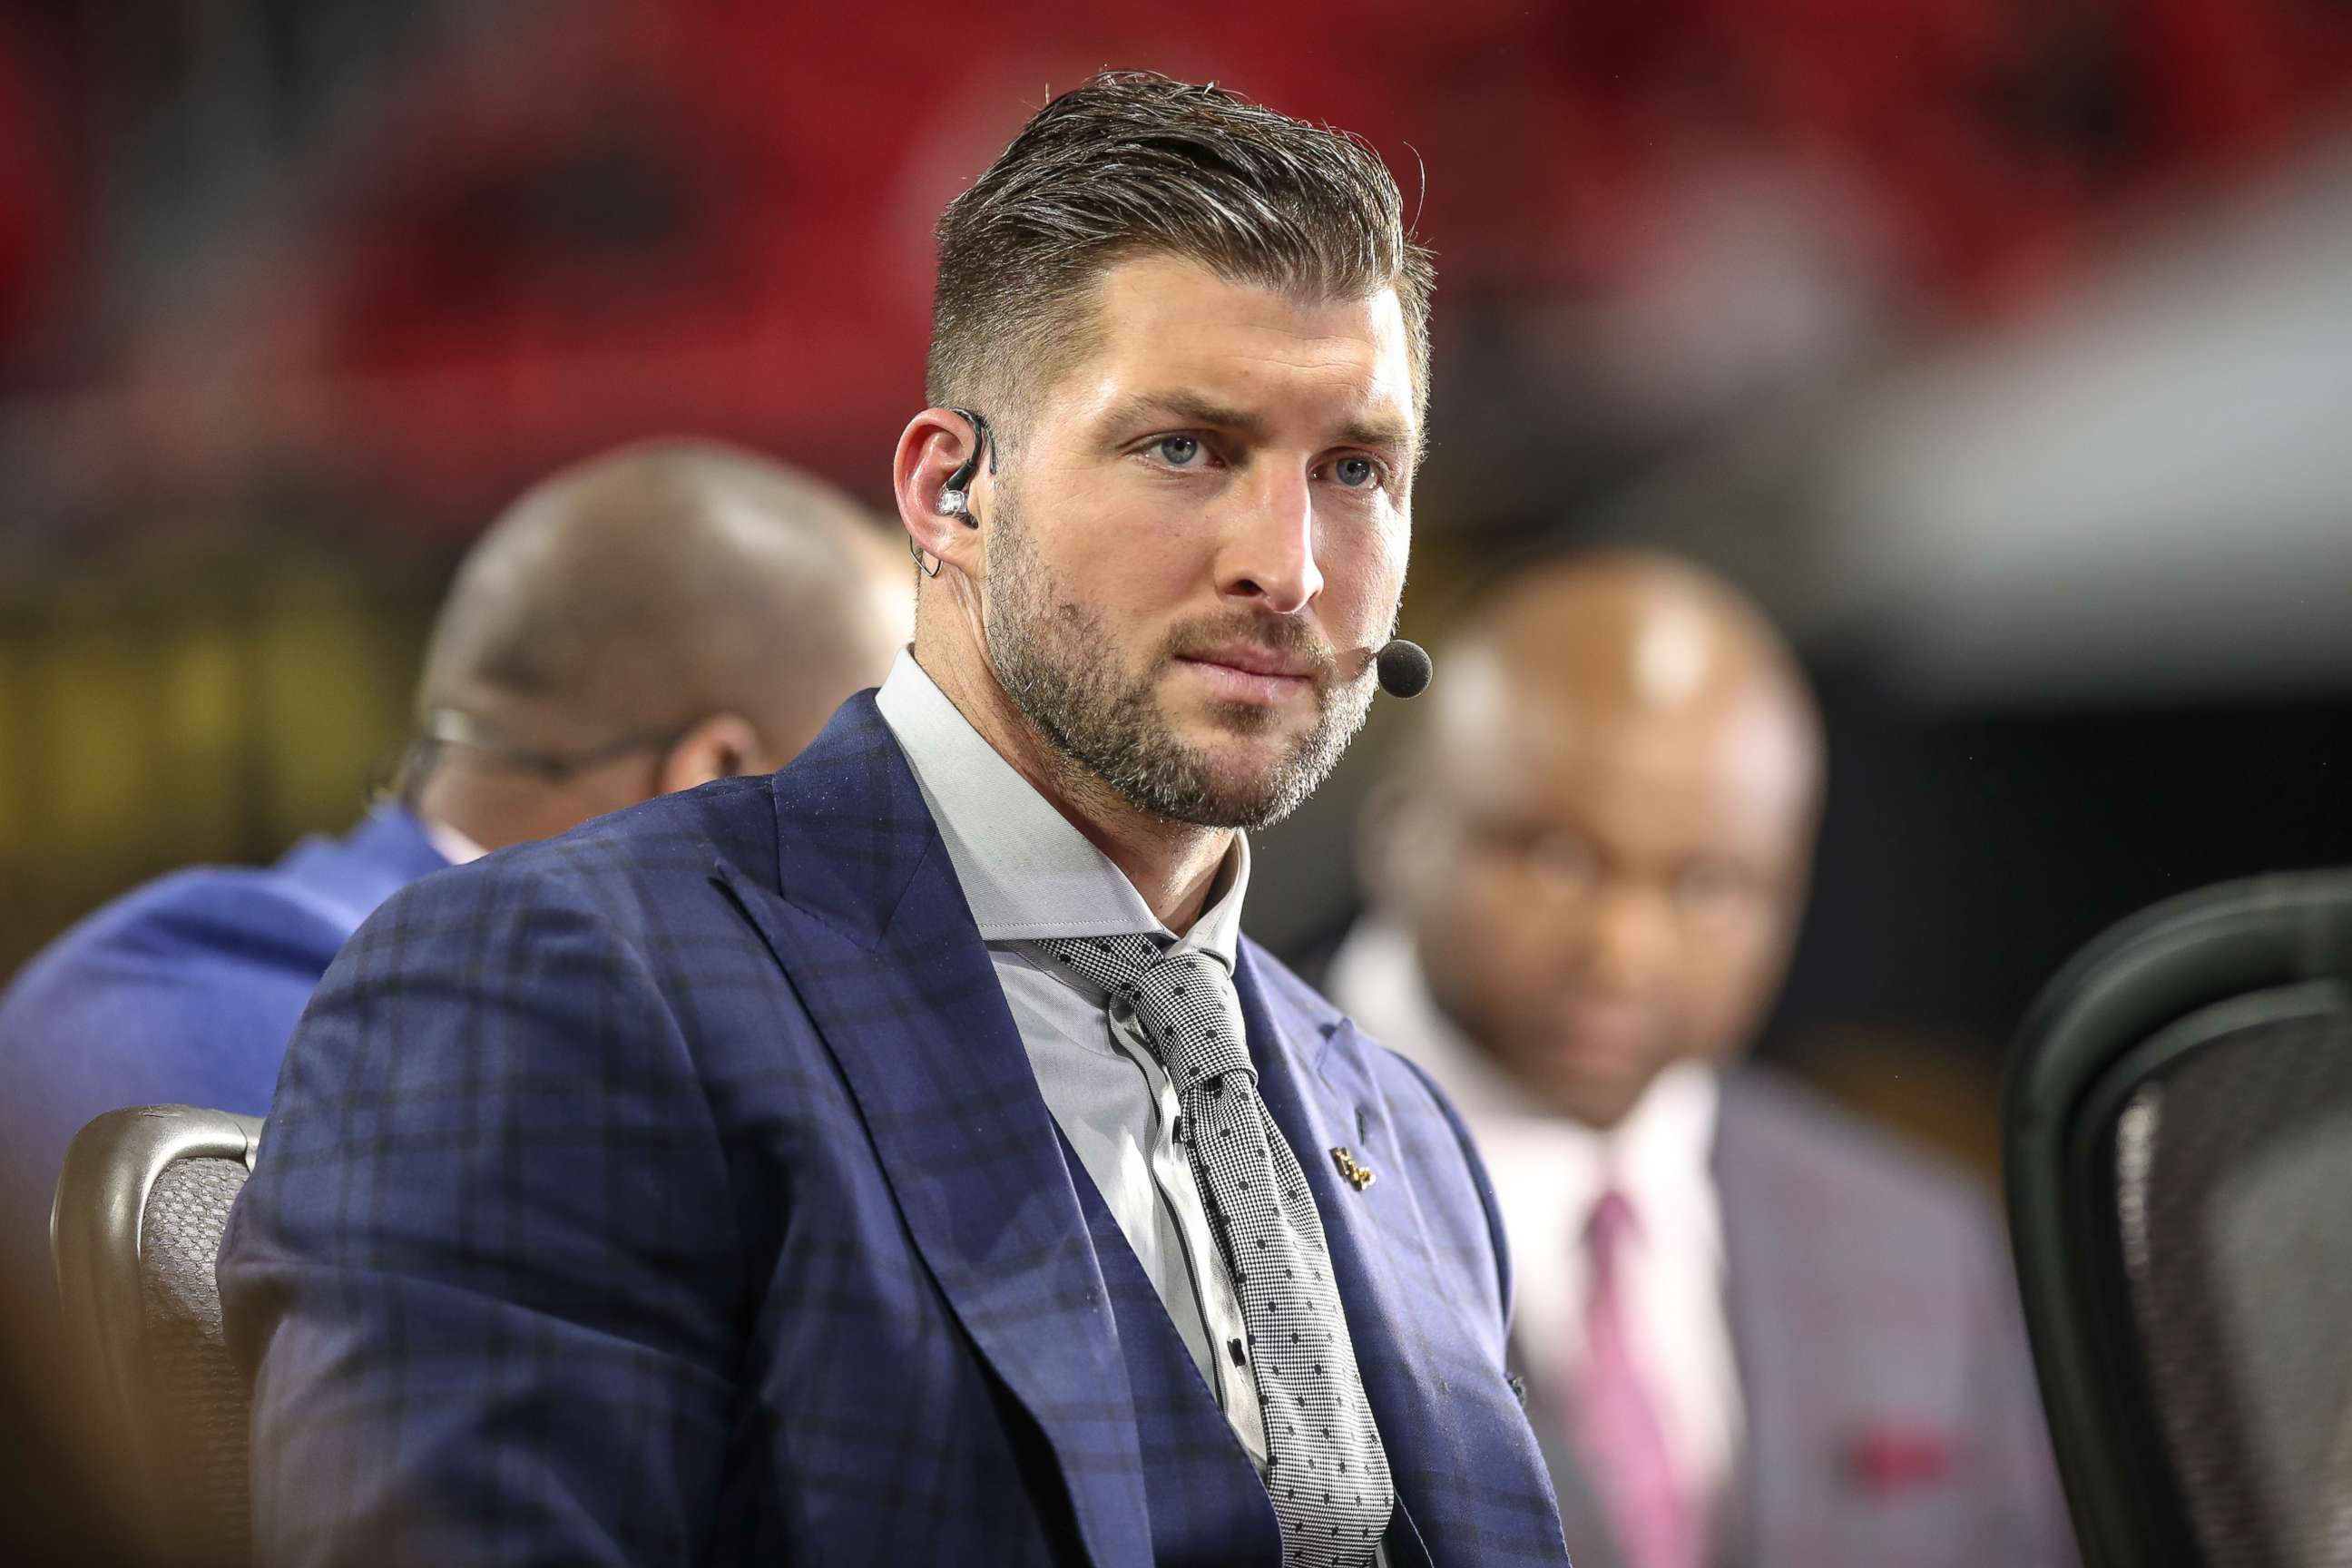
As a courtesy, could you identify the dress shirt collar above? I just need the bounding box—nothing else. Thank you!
[418,815,487,868]
[874,648,1249,966]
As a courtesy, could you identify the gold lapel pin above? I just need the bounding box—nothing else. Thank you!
[1329,1146,1377,1191]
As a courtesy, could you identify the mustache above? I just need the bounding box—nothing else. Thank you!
[1159,612,1343,679]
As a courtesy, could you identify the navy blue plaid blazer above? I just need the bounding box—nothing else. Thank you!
[220,695,1569,1566]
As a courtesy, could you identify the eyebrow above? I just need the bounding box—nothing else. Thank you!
[1099,390,1415,458]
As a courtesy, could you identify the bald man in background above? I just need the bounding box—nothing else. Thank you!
[1328,552,2073,1568]
[0,440,908,1301]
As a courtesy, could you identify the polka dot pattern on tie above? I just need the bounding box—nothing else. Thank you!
[1049,932,1395,1568]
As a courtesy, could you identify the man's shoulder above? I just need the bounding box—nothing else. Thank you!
[9,859,353,995]
[1720,1064,1998,1246]
[0,860,351,1120]
[12,806,442,998]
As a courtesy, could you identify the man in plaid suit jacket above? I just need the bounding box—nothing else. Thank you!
[221,73,1569,1566]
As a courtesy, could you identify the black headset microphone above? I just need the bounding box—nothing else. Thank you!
[932,407,1433,700]
[1373,638,1433,699]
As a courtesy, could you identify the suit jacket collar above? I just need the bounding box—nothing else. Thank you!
[750,693,937,952]
[273,802,450,934]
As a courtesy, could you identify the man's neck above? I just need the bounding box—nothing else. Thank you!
[411,776,569,861]
[914,638,1231,935]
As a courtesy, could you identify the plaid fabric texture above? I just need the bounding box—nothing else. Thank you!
[220,694,1568,1567]
[1050,934,1393,1567]
[1061,1122,1285,1566]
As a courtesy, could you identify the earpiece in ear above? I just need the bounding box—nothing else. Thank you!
[935,407,991,527]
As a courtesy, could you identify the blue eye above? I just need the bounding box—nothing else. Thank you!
[1153,435,1202,466]
[1334,456,1378,489]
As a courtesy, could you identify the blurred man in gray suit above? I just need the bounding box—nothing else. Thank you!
[1329,551,2074,1568]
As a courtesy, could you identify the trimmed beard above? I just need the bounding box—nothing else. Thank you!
[984,489,1377,830]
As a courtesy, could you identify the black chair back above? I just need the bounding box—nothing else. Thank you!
[2005,871,2352,1568]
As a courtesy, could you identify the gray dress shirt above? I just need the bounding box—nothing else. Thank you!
[875,651,1269,1467]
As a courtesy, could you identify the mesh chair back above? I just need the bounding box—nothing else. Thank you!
[2006,872,2352,1568]
[52,1104,263,1568]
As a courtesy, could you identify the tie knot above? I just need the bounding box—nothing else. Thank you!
[1045,934,1249,1090]
[1047,932,1233,998]
[1047,932,1163,995]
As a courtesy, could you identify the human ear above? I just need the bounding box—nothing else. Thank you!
[655,712,772,794]
[889,407,992,579]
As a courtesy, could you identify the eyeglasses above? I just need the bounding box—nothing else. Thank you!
[1460,815,1779,932]
[405,708,703,786]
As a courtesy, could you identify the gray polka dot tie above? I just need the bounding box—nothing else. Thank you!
[1049,933,1394,1567]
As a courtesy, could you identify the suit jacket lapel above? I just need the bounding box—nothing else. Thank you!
[1238,946,1557,1563]
[714,697,1151,1568]
[1512,1348,1631,1568]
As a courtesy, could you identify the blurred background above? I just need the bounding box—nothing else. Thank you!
[5,0,2351,1185]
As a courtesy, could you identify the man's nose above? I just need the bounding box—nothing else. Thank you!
[1215,466,1323,614]
[1580,879,1680,995]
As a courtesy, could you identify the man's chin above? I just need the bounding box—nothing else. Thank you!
[1193,731,1318,803]
[1534,1047,1673,1132]
[1151,770,1291,831]
[1545,1076,1651,1132]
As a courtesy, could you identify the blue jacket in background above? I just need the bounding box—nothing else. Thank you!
[0,804,447,1281]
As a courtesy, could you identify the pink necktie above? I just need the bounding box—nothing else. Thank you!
[1570,1188,1701,1568]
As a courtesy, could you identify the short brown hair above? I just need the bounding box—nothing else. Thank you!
[927,71,1435,450]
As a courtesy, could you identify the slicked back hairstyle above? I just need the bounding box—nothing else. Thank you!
[927,71,1435,455]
